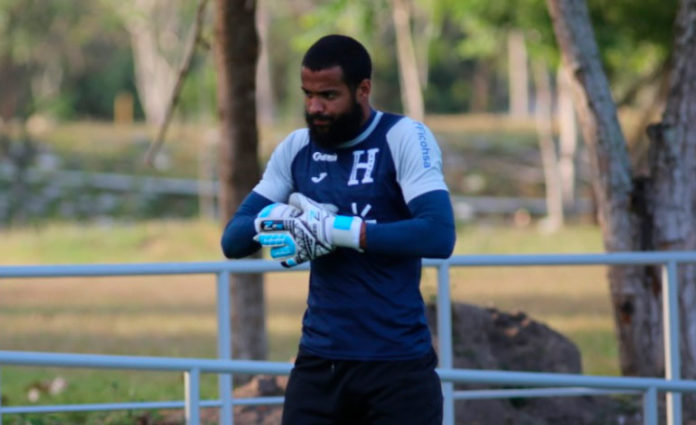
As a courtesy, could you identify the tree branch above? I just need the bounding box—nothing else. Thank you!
[144,0,210,166]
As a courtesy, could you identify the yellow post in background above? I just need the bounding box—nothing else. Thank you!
[114,92,134,125]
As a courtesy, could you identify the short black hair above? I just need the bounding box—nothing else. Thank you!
[302,34,372,89]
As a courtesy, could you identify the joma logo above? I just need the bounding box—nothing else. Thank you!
[312,152,337,162]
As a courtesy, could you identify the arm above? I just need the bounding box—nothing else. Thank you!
[221,191,274,259]
[363,189,455,258]
[222,130,308,259]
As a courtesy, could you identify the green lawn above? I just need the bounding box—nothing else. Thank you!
[0,219,616,424]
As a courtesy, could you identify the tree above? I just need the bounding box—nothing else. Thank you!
[286,0,431,119]
[0,0,121,121]
[109,0,191,126]
[255,0,275,125]
[507,30,530,117]
[532,59,564,230]
[546,0,696,419]
[213,0,267,361]
[390,0,425,121]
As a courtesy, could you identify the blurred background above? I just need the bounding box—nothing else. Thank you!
[0,0,675,227]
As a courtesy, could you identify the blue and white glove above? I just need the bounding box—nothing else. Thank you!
[253,202,302,260]
[288,193,363,252]
[253,202,302,232]
[254,193,363,267]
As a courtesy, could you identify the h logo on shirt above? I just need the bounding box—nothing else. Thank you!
[348,148,379,186]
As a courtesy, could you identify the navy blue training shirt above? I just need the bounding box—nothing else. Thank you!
[222,110,455,360]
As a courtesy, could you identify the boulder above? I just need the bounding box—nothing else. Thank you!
[156,375,287,425]
[426,302,638,425]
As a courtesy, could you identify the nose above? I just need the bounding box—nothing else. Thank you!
[306,96,325,115]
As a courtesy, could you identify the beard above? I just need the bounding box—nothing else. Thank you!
[305,100,365,149]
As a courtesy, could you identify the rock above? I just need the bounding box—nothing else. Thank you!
[431,303,582,373]
[426,302,638,425]
[156,375,287,425]
[231,375,287,425]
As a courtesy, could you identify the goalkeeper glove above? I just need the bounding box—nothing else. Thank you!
[253,202,301,232]
[253,202,302,260]
[254,193,363,267]
[288,193,363,251]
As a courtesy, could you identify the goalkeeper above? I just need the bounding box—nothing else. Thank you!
[221,34,455,425]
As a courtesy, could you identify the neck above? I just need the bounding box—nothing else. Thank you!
[359,103,372,127]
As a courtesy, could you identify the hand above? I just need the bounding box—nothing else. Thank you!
[287,193,363,253]
[254,195,337,266]
[254,214,334,267]
[252,202,302,261]
[256,193,366,267]
[256,194,339,266]
[253,202,302,233]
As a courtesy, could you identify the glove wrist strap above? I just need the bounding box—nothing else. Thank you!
[330,215,363,251]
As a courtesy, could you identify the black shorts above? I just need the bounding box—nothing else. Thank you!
[281,349,443,425]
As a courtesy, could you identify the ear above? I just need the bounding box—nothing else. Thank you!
[356,79,371,102]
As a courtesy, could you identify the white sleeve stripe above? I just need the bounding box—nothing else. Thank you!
[253,129,310,202]
[386,118,449,204]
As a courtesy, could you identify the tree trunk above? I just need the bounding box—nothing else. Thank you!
[533,60,563,230]
[545,0,658,374]
[120,0,181,126]
[471,60,491,113]
[507,30,529,118]
[255,0,275,125]
[547,0,696,418]
[645,0,696,415]
[556,64,578,209]
[411,0,434,89]
[390,0,425,121]
[214,0,267,361]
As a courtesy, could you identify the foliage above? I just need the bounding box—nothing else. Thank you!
[435,0,676,103]
[0,0,140,120]
[0,0,680,123]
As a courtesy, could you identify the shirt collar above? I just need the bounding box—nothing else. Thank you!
[336,109,382,149]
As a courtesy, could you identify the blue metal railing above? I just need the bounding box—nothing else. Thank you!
[2,251,696,425]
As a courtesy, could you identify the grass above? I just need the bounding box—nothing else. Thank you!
[0,221,616,423]
[26,120,301,180]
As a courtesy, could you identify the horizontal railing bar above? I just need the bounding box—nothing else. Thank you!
[0,351,292,375]
[0,388,644,415]
[0,396,286,415]
[0,401,220,414]
[233,396,285,406]
[438,368,696,392]
[453,387,641,400]
[4,351,696,393]
[0,387,653,415]
[442,251,696,267]
[3,251,696,278]
[0,261,308,278]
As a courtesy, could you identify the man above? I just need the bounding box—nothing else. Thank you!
[221,34,455,425]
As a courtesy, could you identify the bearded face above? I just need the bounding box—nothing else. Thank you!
[305,94,364,149]
[301,65,370,150]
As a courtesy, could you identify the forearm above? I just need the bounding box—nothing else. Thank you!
[221,191,274,258]
[362,190,456,258]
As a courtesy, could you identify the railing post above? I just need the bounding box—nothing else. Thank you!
[644,387,658,425]
[185,368,201,425]
[663,261,682,425]
[217,271,234,425]
[437,262,454,425]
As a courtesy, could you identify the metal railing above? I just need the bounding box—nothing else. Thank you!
[2,251,696,425]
